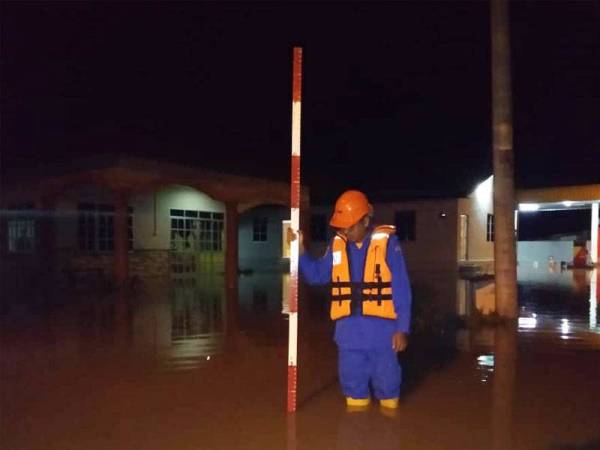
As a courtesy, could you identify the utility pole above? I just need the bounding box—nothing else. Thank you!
[491,0,518,318]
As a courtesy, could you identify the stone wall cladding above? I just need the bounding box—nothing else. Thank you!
[57,249,170,285]
[130,250,170,281]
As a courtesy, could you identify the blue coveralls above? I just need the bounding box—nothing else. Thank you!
[299,229,412,400]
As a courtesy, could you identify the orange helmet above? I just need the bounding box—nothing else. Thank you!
[330,190,372,228]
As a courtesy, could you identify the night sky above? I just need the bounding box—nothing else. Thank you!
[1,2,599,202]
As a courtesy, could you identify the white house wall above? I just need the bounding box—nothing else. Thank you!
[131,185,225,251]
[458,175,495,264]
[53,184,225,252]
[373,199,459,272]
[517,241,573,267]
[238,205,289,272]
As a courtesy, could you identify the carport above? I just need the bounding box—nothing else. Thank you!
[516,184,600,265]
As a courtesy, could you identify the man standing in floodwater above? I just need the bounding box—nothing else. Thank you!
[291,190,412,410]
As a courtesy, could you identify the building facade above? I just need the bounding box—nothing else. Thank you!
[1,157,308,300]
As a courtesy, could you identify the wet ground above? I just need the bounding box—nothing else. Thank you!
[1,269,599,450]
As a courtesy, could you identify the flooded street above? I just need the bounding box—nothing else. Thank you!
[1,269,599,450]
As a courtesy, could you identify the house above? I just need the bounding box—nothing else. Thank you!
[305,178,495,317]
[3,155,597,319]
[0,156,309,300]
[237,204,290,273]
[307,178,599,317]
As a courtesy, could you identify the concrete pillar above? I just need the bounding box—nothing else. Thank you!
[38,195,58,282]
[113,191,129,287]
[38,195,57,261]
[225,202,239,337]
[0,199,7,255]
[591,202,599,264]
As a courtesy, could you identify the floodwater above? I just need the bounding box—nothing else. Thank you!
[1,269,599,450]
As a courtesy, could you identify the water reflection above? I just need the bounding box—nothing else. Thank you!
[518,267,593,317]
[3,265,600,450]
[491,325,517,450]
[590,269,598,331]
[126,274,228,371]
[238,271,289,341]
[476,354,495,384]
[109,271,295,370]
[518,314,537,329]
[516,267,600,350]
[560,318,571,339]
[167,277,225,370]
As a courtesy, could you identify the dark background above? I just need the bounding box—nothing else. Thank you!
[1,2,599,203]
[518,209,592,241]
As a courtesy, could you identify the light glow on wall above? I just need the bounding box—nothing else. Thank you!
[519,203,540,212]
[475,175,493,205]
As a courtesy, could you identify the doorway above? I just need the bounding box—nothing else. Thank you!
[459,214,468,261]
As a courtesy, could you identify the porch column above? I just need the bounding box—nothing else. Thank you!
[38,194,57,266]
[0,208,5,255]
[225,202,239,335]
[591,202,599,265]
[113,191,129,287]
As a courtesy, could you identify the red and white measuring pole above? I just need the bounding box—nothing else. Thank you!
[287,46,303,413]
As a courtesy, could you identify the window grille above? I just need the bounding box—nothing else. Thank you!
[486,213,495,242]
[7,204,36,253]
[395,210,416,242]
[252,217,268,242]
[78,204,133,252]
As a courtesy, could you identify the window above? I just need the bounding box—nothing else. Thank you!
[7,204,36,253]
[253,217,268,242]
[395,211,416,241]
[97,204,114,251]
[170,209,224,251]
[78,203,133,252]
[8,219,36,253]
[486,213,495,242]
[310,214,328,242]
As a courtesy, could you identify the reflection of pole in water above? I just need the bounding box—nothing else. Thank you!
[590,269,598,330]
[286,415,297,450]
[491,324,517,450]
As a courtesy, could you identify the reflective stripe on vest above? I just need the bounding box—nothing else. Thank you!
[330,225,398,320]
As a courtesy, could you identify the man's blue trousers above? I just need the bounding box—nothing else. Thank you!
[338,347,401,399]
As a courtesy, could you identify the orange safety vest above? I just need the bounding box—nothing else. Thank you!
[330,225,397,321]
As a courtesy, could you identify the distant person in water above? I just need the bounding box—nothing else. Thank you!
[290,190,412,411]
